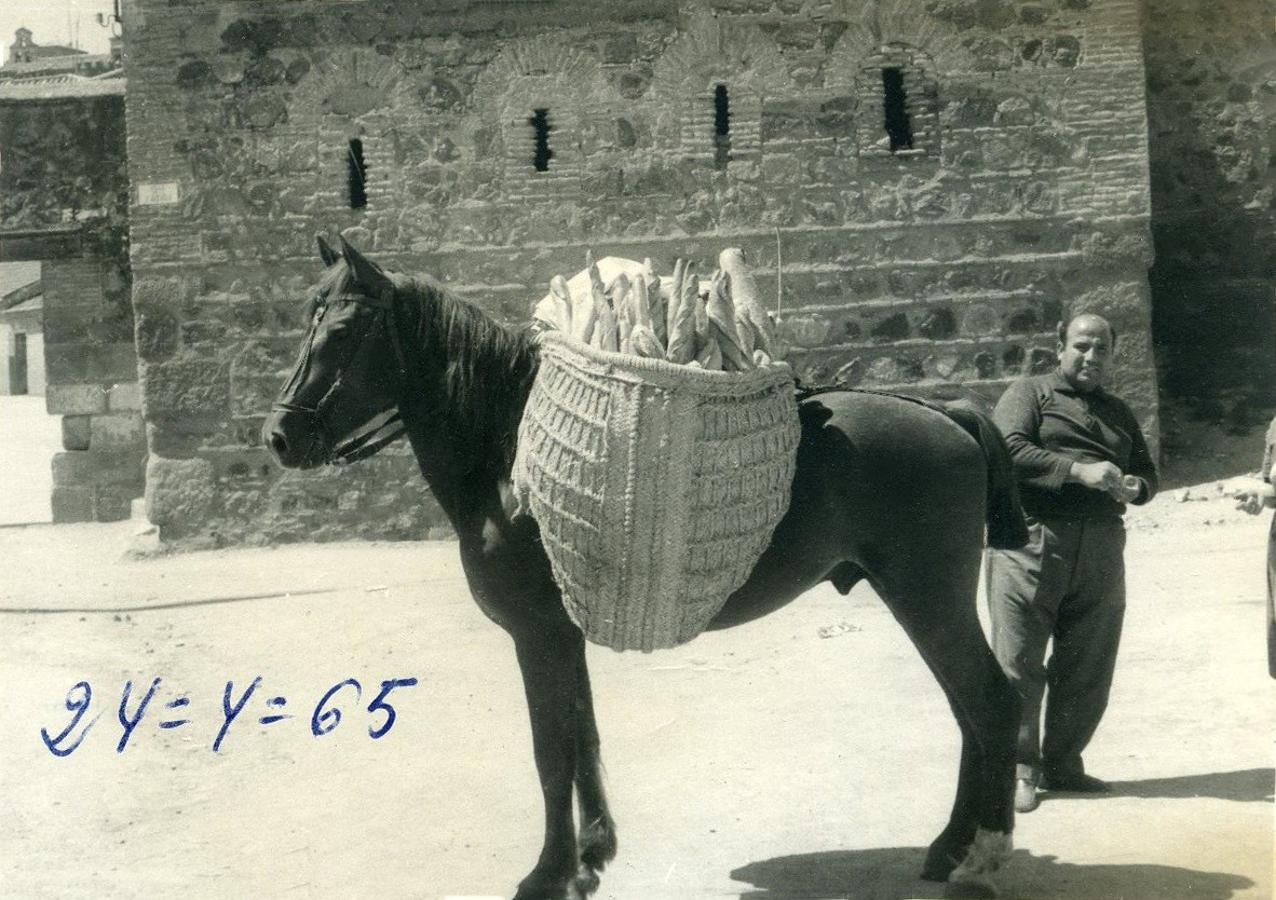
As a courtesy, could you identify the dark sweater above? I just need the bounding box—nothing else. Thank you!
[993,370,1159,520]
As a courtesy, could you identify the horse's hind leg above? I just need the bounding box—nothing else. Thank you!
[573,652,617,892]
[872,560,1018,897]
[510,623,590,900]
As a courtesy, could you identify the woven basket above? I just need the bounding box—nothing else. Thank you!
[512,331,801,652]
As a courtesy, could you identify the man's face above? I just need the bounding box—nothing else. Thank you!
[1057,317,1113,393]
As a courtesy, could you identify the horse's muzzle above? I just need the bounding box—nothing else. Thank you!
[262,410,323,470]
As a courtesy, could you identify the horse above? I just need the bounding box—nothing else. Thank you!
[262,235,1028,900]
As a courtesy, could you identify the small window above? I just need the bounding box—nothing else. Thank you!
[713,83,731,170]
[881,68,913,152]
[529,108,553,172]
[347,138,368,209]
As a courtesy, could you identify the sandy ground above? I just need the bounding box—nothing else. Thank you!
[0,479,1270,900]
[0,394,60,525]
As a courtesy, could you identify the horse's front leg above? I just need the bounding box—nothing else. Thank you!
[572,650,617,894]
[511,623,589,900]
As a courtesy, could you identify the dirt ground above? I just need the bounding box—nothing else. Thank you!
[0,416,1272,900]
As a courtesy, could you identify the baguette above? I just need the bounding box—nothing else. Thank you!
[630,324,666,360]
[706,270,751,366]
[549,275,573,335]
[666,258,686,344]
[666,261,698,364]
[641,258,666,349]
[718,248,777,358]
[710,318,754,372]
[593,278,618,351]
[615,279,635,349]
[695,331,723,370]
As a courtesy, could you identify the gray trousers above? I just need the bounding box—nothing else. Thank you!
[985,515,1126,783]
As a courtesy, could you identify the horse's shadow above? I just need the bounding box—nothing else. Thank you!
[731,773,1270,900]
[730,847,1257,900]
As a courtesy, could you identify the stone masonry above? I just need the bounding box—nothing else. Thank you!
[1143,0,1276,399]
[121,0,1160,545]
[0,91,144,522]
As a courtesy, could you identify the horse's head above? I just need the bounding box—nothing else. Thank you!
[262,235,408,469]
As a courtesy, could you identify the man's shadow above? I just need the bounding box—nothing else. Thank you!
[730,847,1257,900]
[1108,767,1272,802]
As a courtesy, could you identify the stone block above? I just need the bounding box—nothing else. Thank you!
[52,486,94,523]
[91,413,147,454]
[146,456,217,528]
[46,384,108,416]
[62,416,92,451]
[108,382,143,411]
[53,450,144,488]
[93,486,136,522]
[45,343,91,383]
[85,344,140,382]
[142,358,230,420]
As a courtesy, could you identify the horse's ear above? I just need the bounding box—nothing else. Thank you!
[316,233,340,267]
[338,235,392,295]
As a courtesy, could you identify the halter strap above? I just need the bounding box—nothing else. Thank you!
[271,282,409,464]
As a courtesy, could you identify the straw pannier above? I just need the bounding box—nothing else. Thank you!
[512,331,801,652]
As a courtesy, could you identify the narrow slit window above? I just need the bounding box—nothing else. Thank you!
[347,138,368,208]
[713,83,731,170]
[529,108,553,172]
[881,68,913,152]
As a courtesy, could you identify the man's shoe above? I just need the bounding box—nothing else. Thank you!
[1014,778,1040,813]
[1041,772,1110,793]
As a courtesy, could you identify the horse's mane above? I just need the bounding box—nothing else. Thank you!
[391,271,540,475]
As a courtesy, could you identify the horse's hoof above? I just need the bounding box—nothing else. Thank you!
[513,869,576,900]
[944,828,1012,900]
[945,880,998,899]
[921,844,963,882]
[578,816,617,869]
[573,862,601,896]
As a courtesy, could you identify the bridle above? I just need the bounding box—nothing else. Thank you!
[272,283,410,466]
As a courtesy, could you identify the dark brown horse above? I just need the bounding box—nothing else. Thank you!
[263,236,1027,900]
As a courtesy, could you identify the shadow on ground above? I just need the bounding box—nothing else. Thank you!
[1031,768,1275,806]
[730,846,1256,900]
[1110,768,1273,803]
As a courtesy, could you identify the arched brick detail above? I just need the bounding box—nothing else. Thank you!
[290,48,418,212]
[649,11,795,165]
[825,0,980,90]
[852,45,942,159]
[824,1,977,162]
[475,40,615,199]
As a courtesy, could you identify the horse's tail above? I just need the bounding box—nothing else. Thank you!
[942,402,1029,550]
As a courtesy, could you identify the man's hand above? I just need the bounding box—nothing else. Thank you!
[1116,474,1142,503]
[1069,460,1124,495]
[1226,476,1276,515]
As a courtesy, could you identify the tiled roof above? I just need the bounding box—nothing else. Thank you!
[0,70,125,100]
[0,261,40,299]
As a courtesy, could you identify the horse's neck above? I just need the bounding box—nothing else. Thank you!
[398,293,538,531]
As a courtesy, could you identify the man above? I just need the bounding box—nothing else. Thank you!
[1234,415,1276,678]
[987,313,1159,814]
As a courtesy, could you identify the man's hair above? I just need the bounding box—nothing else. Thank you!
[1055,314,1117,348]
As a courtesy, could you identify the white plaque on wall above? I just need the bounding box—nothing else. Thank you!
[137,181,181,205]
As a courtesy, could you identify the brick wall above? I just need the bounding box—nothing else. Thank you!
[123,0,1160,545]
[0,94,143,522]
[1143,0,1276,398]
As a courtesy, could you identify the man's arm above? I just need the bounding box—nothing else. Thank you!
[1263,415,1276,483]
[993,379,1074,490]
[1122,413,1159,505]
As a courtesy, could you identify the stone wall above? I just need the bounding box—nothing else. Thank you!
[0,94,143,522]
[1143,0,1276,399]
[123,0,1160,545]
